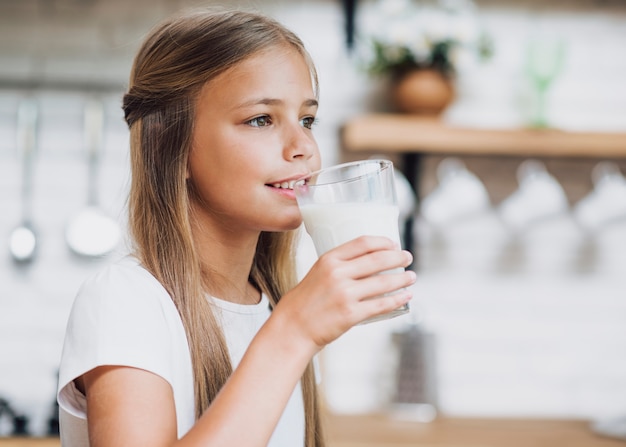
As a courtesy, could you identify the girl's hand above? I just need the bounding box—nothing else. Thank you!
[275,235,416,353]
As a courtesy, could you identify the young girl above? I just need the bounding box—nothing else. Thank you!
[57,8,415,447]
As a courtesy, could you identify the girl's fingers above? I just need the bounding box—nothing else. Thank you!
[353,287,414,324]
[329,235,400,261]
[317,236,413,280]
[349,268,417,301]
[287,235,417,342]
[344,248,413,280]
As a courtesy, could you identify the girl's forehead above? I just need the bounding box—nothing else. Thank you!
[205,46,312,89]
[196,45,315,112]
[238,45,306,71]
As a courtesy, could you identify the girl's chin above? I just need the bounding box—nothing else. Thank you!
[272,216,303,233]
[285,220,304,232]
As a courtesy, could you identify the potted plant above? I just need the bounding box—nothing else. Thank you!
[357,0,493,115]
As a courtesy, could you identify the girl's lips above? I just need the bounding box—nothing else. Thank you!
[268,179,297,190]
[266,173,310,190]
[266,183,297,200]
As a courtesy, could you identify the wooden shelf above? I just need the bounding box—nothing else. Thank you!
[341,114,626,159]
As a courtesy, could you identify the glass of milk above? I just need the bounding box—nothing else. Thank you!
[294,159,410,323]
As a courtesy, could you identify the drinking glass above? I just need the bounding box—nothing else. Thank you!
[294,159,410,323]
[525,37,566,128]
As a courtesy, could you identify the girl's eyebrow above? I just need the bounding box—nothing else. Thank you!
[303,98,319,108]
[235,97,319,109]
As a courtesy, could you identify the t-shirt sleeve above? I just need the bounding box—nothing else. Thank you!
[57,260,183,418]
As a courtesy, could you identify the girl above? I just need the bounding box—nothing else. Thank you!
[57,8,415,447]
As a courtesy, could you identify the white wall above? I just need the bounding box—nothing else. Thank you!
[0,0,625,436]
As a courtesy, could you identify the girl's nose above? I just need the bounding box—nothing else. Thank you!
[283,125,317,161]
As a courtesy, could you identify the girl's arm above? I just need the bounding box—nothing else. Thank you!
[81,236,415,447]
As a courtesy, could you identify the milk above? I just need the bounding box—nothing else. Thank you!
[300,202,408,323]
[300,202,401,256]
[295,159,410,323]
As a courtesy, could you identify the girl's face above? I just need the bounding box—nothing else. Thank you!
[188,46,321,235]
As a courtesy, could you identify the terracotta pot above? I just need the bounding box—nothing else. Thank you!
[391,69,455,115]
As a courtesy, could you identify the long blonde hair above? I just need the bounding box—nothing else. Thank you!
[122,9,323,446]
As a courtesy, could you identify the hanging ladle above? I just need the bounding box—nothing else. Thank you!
[8,99,39,264]
[65,98,120,258]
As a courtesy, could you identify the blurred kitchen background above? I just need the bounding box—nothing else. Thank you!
[1,0,626,440]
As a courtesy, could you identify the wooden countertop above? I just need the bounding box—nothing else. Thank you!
[2,414,623,446]
[341,114,626,159]
[326,413,626,447]
[0,439,59,447]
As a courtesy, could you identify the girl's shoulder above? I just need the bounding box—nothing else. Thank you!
[70,255,176,322]
[58,255,194,431]
[81,255,160,291]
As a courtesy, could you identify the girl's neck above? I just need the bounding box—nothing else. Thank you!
[192,218,261,305]
[216,281,262,305]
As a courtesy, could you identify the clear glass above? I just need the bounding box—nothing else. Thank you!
[295,159,410,324]
[525,37,566,128]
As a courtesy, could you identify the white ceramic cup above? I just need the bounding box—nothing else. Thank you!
[294,159,410,324]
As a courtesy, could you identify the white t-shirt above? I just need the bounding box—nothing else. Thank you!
[57,256,305,446]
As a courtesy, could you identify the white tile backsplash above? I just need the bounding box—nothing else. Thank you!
[1,0,626,436]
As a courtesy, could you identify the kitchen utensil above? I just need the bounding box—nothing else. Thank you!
[0,397,30,436]
[592,417,626,441]
[390,307,438,422]
[420,157,490,226]
[574,161,626,231]
[498,159,568,232]
[65,98,120,258]
[8,99,39,264]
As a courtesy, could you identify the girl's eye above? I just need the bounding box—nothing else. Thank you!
[247,115,272,127]
[301,116,317,130]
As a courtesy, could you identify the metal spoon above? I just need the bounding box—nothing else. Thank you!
[8,99,39,264]
[65,98,120,258]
